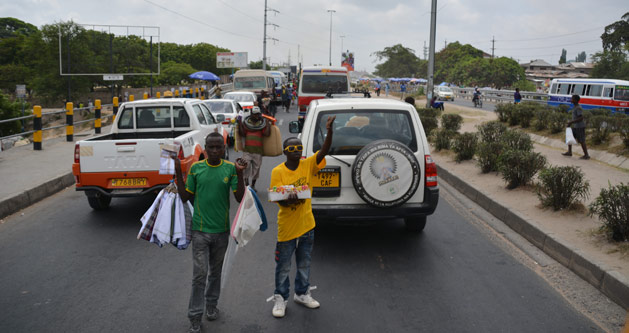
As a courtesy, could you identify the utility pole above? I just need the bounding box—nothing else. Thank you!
[423,41,428,60]
[263,0,279,70]
[327,9,336,66]
[288,49,291,66]
[340,35,345,57]
[444,39,447,49]
[491,36,495,59]
[426,0,437,108]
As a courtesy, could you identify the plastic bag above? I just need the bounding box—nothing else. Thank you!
[565,127,577,145]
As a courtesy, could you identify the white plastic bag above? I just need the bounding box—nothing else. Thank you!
[565,127,577,145]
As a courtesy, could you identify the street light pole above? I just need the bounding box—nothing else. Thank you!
[426,0,437,108]
[263,0,268,70]
[327,9,336,66]
[340,35,345,56]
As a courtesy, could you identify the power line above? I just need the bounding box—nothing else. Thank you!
[143,0,257,41]
[497,39,600,50]
[496,26,604,42]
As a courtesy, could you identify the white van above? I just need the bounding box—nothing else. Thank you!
[233,69,275,97]
[297,66,350,123]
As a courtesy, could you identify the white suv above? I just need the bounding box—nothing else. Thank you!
[289,98,439,231]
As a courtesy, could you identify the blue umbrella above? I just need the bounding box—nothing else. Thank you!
[189,71,220,81]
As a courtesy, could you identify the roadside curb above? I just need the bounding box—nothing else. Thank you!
[437,165,629,310]
[0,172,74,220]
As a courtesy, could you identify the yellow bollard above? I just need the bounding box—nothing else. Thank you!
[200,87,205,100]
[143,92,148,99]
[175,90,180,97]
[195,88,199,98]
[33,106,42,150]
[129,94,135,101]
[66,102,74,142]
[95,99,102,134]
[113,97,119,122]
[156,92,161,98]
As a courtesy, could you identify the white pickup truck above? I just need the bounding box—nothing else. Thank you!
[72,98,229,210]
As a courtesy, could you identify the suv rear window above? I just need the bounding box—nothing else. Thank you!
[312,110,417,155]
[302,75,349,94]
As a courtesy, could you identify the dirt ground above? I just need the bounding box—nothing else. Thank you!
[431,102,629,282]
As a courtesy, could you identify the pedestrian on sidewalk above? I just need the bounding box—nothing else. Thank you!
[385,82,390,97]
[174,132,247,333]
[238,107,271,191]
[563,94,590,160]
[267,115,336,318]
[514,88,522,104]
[400,82,407,100]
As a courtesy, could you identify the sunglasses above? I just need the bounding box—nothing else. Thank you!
[283,145,303,152]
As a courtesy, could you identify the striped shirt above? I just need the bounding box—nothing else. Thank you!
[244,127,264,154]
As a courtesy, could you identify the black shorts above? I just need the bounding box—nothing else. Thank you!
[572,127,586,144]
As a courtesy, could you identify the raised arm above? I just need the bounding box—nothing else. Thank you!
[174,159,193,203]
[316,115,336,165]
[233,159,247,202]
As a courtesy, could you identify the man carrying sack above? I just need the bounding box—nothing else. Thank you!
[238,106,271,191]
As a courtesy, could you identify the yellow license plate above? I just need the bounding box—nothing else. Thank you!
[314,172,339,187]
[111,178,147,187]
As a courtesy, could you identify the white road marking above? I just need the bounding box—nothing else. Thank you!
[279,119,284,126]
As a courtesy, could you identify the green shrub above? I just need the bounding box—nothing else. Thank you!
[588,115,612,144]
[476,121,507,143]
[495,103,511,122]
[500,129,533,152]
[619,117,629,148]
[498,149,546,189]
[452,132,478,162]
[441,113,463,132]
[609,113,628,132]
[420,116,438,137]
[476,142,503,173]
[417,107,441,119]
[557,104,570,113]
[589,183,629,242]
[434,129,455,151]
[533,109,549,131]
[537,166,590,211]
[517,103,536,128]
[548,112,568,134]
[0,92,30,136]
[589,108,611,117]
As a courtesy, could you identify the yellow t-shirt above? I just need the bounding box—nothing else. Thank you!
[270,153,326,242]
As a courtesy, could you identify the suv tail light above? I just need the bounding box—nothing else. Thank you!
[74,143,80,164]
[425,155,438,187]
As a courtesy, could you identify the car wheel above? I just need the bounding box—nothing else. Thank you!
[404,216,426,232]
[86,191,111,210]
[352,139,421,208]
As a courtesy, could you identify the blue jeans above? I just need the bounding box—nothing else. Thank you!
[274,229,314,300]
[188,231,228,320]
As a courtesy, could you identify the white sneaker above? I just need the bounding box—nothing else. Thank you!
[293,286,320,309]
[267,294,287,318]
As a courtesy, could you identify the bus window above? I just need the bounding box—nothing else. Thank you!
[558,84,570,95]
[603,87,614,98]
[614,85,629,101]
[587,85,602,97]
[572,84,585,96]
[550,84,558,94]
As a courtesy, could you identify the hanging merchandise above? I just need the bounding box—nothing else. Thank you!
[137,181,193,250]
[159,143,181,175]
[221,186,268,289]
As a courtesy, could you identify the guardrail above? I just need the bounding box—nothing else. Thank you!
[452,87,548,105]
[1,84,235,151]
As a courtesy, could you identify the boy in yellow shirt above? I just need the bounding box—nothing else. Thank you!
[268,115,336,318]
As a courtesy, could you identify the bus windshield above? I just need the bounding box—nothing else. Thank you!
[614,85,629,101]
[302,75,349,94]
[234,77,266,90]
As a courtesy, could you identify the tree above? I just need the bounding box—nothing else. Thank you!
[559,49,567,64]
[0,17,37,39]
[575,51,587,62]
[434,42,484,84]
[156,61,197,85]
[249,60,263,69]
[591,50,629,80]
[601,12,629,52]
[0,91,29,135]
[372,44,423,78]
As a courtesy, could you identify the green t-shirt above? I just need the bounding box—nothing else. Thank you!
[186,159,238,233]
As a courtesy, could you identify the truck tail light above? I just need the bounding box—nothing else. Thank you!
[74,143,80,164]
[425,155,438,187]
[178,144,184,160]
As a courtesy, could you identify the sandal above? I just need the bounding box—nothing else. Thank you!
[561,152,572,156]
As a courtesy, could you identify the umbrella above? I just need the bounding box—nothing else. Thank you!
[189,71,220,81]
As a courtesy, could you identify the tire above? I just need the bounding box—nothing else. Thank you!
[352,140,421,208]
[86,191,111,210]
[405,216,427,232]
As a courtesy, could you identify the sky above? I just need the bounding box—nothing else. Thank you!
[2,0,627,74]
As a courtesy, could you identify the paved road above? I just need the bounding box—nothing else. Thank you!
[0,102,608,332]
[446,95,499,112]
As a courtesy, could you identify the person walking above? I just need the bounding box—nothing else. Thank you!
[375,82,381,96]
[385,82,390,97]
[400,82,407,100]
[174,132,247,333]
[562,94,590,160]
[282,85,291,113]
[238,107,271,191]
[267,116,336,318]
[514,88,522,104]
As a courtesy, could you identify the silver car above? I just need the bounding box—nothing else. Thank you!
[202,99,241,146]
